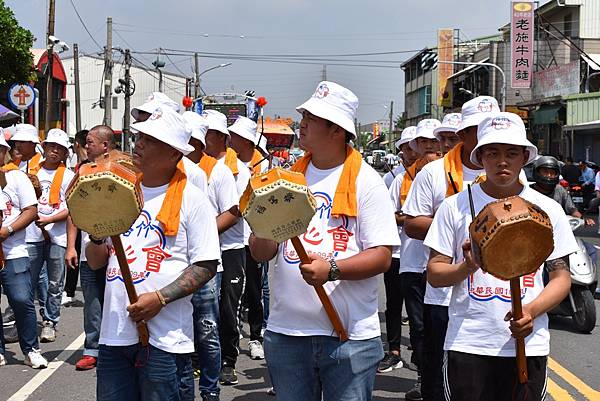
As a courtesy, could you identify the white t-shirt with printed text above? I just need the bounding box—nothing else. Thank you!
[217,157,250,251]
[2,170,38,259]
[99,182,221,354]
[26,167,75,247]
[267,160,401,340]
[424,184,578,357]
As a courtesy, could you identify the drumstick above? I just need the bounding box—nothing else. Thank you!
[111,235,150,346]
[290,236,349,341]
[448,172,459,194]
[510,278,529,384]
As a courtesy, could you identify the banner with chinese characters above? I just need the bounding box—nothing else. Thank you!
[437,28,454,108]
[511,1,534,88]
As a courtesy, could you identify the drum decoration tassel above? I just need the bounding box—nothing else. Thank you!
[66,151,149,346]
[240,168,349,341]
[469,195,554,384]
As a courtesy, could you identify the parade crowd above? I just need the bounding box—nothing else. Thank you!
[0,81,581,401]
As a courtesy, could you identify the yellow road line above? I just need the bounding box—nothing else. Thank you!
[547,378,577,401]
[548,357,600,400]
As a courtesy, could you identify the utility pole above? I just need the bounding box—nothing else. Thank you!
[388,100,394,152]
[322,64,327,81]
[194,52,200,98]
[44,0,56,135]
[73,43,82,132]
[103,16,113,126]
[123,49,132,151]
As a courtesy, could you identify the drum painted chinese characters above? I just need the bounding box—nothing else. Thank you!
[66,150,149,345]
[469,195,554,383]
[240,168,349,341]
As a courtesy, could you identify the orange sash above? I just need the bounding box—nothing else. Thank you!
[5,153,42,174]
[198,154,218,181]
[444,143,464,197]
[224,148,239,176]
[47,163,67,206]
[399,162,419,204]
[291,145,362,218]
[249,149,264,176]
[156,159,187,236]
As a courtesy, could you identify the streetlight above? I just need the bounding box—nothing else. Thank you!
[195,62,232,96]
[585,71,600,93]
[437,60,506,111]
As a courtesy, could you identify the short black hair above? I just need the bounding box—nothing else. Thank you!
[74,129,89,147]
[566,156,573,163]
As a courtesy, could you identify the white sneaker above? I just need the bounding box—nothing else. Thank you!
[25,350,48,369]
[248,340,265,360]
[61,292,73,306]
[40,321,56,343]
[0,353,6,366]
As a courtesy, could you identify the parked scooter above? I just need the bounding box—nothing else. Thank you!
[548,218,597,333]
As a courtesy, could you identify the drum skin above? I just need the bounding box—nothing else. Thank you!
[66,151,143,238]
[240,168,316,243]
[469,196,554,281]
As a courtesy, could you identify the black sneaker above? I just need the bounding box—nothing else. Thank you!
[219,366,238,385]
[202,393,220,401]
[377,352,403,373]
[405,375,422,401]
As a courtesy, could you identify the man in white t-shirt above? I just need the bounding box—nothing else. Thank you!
[382,126,416,188]
[202,109,252,386]
[86,106,221,401]
[0,131,49,369]
[425,112,577,401]
[378,126,419,374]
[229,116,269,362]
[250,81,401,400]
[25,129,75,343]
[402,96,500,401]
[183,110,239,401]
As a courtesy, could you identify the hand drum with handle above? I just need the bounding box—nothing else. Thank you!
[469,195,554,383]
[240,167,349,341]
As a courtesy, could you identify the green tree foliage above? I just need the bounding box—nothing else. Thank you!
[0,0,34,85]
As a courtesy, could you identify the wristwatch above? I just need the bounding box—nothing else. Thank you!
[327,258,341,281]
[6,225,14,236]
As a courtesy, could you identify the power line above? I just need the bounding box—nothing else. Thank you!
[68,0,102,50]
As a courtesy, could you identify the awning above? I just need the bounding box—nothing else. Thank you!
[581,54,600,71]
[563,120,600,132]
[532,105,562,125]
[447,58,490,80]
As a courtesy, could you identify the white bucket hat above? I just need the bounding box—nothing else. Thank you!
[409,119,441,152]
[456,96,500,133]
[42,128,71,150]
[470,112,537,167]
[229,116,258,143]
[395,126,416,150]
[11,124,40,144]
[296,81,358,138]
[0,128,10,149]
[132,92,181,120]
[182,111,208,145]
[131,107,194,155]
[202,109,229,136]
[433,113,462,140]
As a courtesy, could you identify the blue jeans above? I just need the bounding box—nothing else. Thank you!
[80,261,106,357]
[97,344,191,401]
[264,331,383,401]
[262,261,270,329]
[27,241,66,325]
[190,276,221,397]
[0,257,40,355]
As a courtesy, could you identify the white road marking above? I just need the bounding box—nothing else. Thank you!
[7,332,86,401]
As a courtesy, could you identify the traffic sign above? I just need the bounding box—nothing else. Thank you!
[8,84,36,111]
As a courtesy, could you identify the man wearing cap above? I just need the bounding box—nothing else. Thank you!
[250,81,400,400]
[202,109,251,385]
[183,110,240,401]
[425,112,577,401]
[433,113,462,155]
[25,129,75,343]
[86,106,221,401]
[6,124,43,173]
[382,126,416,189]
[378,126,420,374]
[0,129,49,369]
[402,96,500,401]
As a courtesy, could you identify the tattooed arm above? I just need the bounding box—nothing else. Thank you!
[126,260,218,323]
[506,256,571,339]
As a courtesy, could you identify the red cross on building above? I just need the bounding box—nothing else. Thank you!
[14,87,31,106]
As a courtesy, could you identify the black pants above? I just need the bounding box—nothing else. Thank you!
[65,230,83,297]
[243,246,264,342]
[383,258,403,352]
[445,351,547,401]
[219,248,246,367]
[400,271,425,370]
[422,304,449,401]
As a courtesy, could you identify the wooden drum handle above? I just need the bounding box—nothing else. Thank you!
[111,235,150,346]
[510,277,528,384]
[290,237,349,341]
